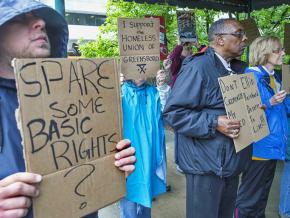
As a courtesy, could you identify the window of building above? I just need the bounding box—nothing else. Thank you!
[65,13,106,26]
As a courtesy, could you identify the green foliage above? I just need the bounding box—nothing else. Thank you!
[79,1,290,64]
[79,0,220,58]
[238,4,290,63]
[79,35,119,57]
[251,5,289,40]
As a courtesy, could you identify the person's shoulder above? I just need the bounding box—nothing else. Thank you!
[182,48,211,67]
[245,67,265,80]
[245,66,260,74]
[231,59,248,74]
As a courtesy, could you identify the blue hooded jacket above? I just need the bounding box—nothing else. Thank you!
[246,66,290,160]
[0,1,68,217]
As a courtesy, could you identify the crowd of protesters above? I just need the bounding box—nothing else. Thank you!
[0,1,290,218]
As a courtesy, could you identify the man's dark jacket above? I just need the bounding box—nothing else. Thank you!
[163,47,251,177]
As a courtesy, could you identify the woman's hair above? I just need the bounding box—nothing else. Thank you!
[249,36,282,66]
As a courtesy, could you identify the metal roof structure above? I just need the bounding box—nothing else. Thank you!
[124,0,289,12]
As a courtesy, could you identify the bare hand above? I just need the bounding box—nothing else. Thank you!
[270,90,286,106]
[163,58,172,71]
[114,139,136,177]
[216,115,241,139]
[156,70,167,87]
[0,173,42,218]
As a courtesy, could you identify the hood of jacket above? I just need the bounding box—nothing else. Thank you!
[123,80,147,91]
[0,0,68,57]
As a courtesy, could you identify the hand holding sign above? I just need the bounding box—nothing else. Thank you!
[114,139,136,177]
[217,115,241,139]
[0,172,42,218]
[270,90,286,106]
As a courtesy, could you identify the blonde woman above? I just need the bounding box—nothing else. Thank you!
[235,36,290,218]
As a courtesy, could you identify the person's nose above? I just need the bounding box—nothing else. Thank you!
[31,16,46,30]
[242,34,248,42]
[282,49,285,56]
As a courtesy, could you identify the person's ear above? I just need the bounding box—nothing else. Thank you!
[216,35,225,46]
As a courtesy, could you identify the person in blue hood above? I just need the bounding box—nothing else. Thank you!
[0,1,136,218]
[119,79,167,218]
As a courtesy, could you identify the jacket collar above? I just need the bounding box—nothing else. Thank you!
[207,47,248,75]
[123,80,147,91]
[0,77,16,91]
[207,47,231,77]
[257,65,281,84]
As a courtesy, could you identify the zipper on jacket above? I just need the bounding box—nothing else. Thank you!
[219,144,226,178]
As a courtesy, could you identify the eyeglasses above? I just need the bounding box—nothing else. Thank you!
[215,31,246,39]
[272,47,285,54]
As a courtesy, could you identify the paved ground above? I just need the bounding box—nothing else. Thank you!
[98,130,283,218]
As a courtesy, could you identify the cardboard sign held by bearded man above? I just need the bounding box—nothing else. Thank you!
[13,58,124,218]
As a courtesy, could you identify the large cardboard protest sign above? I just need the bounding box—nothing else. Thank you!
[282,65,290,93]
[240,19,260,46]
[13,58,125,218]
[118,18,160,80]
[176,10,197,43]
[218,73,269,152]
[285,23,290,55]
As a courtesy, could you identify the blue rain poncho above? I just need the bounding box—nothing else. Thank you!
[122,81,167,208]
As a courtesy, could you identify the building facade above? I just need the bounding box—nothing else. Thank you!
[39,0,107,50]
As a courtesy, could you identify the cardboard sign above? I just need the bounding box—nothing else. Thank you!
[176,10,197,43]
[218,73,269,152]
[13,58,125,218]
[118,18,160,80]
[282,65,290,93]
[285,23,290,55]
[240,19,260,46]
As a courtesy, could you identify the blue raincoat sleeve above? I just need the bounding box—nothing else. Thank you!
[283,95,290,115]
